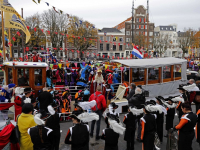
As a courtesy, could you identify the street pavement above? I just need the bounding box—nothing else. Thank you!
[59,105,199,150]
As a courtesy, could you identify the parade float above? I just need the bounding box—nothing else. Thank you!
[111,57,187,113]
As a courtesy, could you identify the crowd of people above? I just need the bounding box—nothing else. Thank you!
[1,73,200,150]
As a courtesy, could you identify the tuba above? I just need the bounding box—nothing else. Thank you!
[166,128,178,150]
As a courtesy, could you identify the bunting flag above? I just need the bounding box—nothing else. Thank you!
[4,31,8,36]
[53,6,58,13]
[66,63,70,68]
[41,29,44,32]
[16,31,21,36]
[8,42,12,46]
[120,67,124,71]
[27,26,30,30]
[82,51,84,54]
[45,2,49,6]
[38,0,41,3]
[60,10,63,14]
[75,22,78,27]
[34,28,37,32]
[47,31,50,34]
[12,37,16,41]
[79,20,82,24]
[5,12,30,43]
[65,48,67,50]
[59,48,63,50]
[74,63,77,67]
[47,48,49,51]
[32,0,37,4]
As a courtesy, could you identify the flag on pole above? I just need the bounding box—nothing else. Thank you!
[45,2,49,6]
[0,0,24,21]
[4,12,30,43]
[132,45,143,59]
[32,0,37,4]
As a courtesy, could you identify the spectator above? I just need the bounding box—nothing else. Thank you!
[18,74,26,86]
[126,83,136,101]
[38,87,53,112]
[28,110,53,150]
[89,86,107,140]
[18,103,37,150]
[188,79,199,91]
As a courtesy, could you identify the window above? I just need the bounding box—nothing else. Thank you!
[136,18,139,22]
[149,38,153,42]
[34,69,42,86]
[17,68,29,86]
[106,44,110,51]
[126,44,129,49]
[113,45,116,51]
[149,32,153,36]
[74,52,77,58]
[141,25,144,29]
[13,42,18,47]
[100,43,103,51]
[174,64,181,78]
[119,45,123,51]
[69,52,72,58]
[121,53,124,58]
[148,68,159,81]
[100,36,104,41]
[132,68,144,82]
[106,36,110,41]
[113,37,116,41]
[126,31,130,35]
[136,25,139,29]
[163,66,171,79]
[119,37,123,42]
[126,38,130,42]
[141,18,144,23]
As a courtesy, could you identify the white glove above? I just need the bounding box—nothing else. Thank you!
[93,80,96,82]
[103,84,106,87]
[5,99,8,102]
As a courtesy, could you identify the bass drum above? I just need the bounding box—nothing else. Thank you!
[122,82,129,96]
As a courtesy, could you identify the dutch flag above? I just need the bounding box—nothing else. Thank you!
[132,45,143,59]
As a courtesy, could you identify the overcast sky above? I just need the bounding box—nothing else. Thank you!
[10,0,200,31]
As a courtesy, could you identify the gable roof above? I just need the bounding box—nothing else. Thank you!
[113,17,132,30]
[100,28,121,33]
[159,26,175,31]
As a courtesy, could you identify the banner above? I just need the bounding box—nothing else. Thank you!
[58,63,62,69]
[4,12,30,43]
[0,0,24,21]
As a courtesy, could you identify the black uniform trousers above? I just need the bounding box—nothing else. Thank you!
[178,131,195,150]
[143,132,155,150]
[90,110,102,137]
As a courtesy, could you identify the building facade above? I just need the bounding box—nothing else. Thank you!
[114,5,154,58]
[97,28,125,58]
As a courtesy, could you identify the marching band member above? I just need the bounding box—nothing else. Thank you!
[174,102,197,150]
[141,102,161,150]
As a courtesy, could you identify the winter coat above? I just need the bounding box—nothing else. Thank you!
[18,113,37,150]
[126,88,135,101]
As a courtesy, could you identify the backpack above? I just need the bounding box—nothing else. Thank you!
[93,93,102,111]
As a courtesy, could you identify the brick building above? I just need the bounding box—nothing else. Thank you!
[97,28,125,58]
[114,5,154,58]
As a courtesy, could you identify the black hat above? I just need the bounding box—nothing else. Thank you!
[155,96,163,104]
[69,111,82,121]
[149,100,156,105]
[110,102,118,109]
[24,87,33,93]
[177,84,185,91]
[51,101,59,108]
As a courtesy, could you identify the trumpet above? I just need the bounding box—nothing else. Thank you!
[154,132,161,150]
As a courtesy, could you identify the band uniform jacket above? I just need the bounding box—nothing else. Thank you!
[141,114,156,150]
[175,112,197,150]
[65,123,89,150]
[155,110,164,142]
[101,128,119,150]
[176,93,189,119]
[28,126,53,150]
[166,107,175,131]
[123,111,137,142]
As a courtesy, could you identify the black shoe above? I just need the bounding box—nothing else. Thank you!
[89,133,93,138]
[164,134,168,137]
[95,136,101,141]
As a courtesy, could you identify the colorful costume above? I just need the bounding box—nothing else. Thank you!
[113,71,120,83]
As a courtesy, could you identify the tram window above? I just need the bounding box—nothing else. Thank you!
[174,64,181,77]
[148,68,159,80]
[132,68,144,82]
[35,69,42,86]
[163,66,171,79]
[8,68,13,84]
[17,69,29,86]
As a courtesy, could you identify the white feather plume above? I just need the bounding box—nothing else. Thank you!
[15,87,21,94]
[145,105,162,114]
[171,97,184,103]
[161,100,177,109]
[183,84,196,91]
[77,112,99,122]
[129,107,143,116]
[156,104,167,115]
[108,118,126,135]
[48,105,55,115]
[78,100,96,110]
[24,98,31,104]
[34,113,45,125]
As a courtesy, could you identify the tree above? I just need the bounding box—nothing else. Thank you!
[25,13,46,50]
[67,15,97,58]
[41,9,68,49]
[153,33,170,57]
[134,34,147,49]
